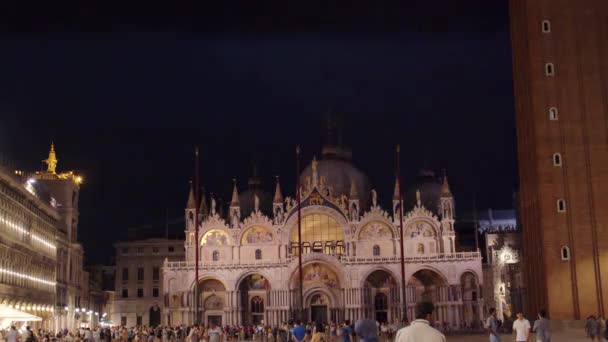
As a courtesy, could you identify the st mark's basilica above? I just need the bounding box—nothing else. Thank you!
[161,141,483,329]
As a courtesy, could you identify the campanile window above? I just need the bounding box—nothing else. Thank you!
[542,20,551,33]
[557,199,566,213]
[553,153,562,166]
[549,107,558,121]
[545,63,555,76]
[561,246,571,261]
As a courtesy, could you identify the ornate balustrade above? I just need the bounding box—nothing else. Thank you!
[340,251,481,264]
[164,251,481,271]
[164,258,292,270]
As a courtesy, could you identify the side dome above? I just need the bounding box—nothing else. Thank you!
[406,169,443,215]
[300,157,371,209]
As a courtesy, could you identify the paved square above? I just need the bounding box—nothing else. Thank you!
[445,331,588,341]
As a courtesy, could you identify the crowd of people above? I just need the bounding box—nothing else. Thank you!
[2,302,608,342]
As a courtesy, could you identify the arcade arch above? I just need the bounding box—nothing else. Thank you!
[363,269,399,323]
[197,278,227,325]
[237,274,270,325]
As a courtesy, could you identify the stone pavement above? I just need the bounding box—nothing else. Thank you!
[445,331,589,341]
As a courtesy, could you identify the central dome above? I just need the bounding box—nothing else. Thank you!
[300,156,371,209]
[405,169,443,215]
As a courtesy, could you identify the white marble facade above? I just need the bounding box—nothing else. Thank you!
[163,159,483,329]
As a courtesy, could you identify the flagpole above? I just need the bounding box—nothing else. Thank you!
[396,144,408,322]
[194,146,200,324]
[296,145,304,321]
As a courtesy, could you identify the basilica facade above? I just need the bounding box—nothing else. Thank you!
[162,151,483,328]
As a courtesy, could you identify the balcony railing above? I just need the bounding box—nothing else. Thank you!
[164,251,481,270]
[165,258,291,270]
[340,251,481,264]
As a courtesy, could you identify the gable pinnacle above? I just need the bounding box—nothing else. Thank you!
[186,181,196,209]
[441,170,452,197]
[273,176,283,203]
[393,176,400,200]
[230,178,240,206]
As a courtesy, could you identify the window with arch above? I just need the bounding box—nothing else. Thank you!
[553,153,562,166]
[561,246,571,261]
[251,296,264,313]
[302,242,311,255]
[255,249,262,260]
[417,243,425,255]
[212,250,219,261]
[549,107,558,120]
[290,214,344,255]
[542,20,551,33]
[557,199,566,213]
[312,242,323,253]
[335,241,345,256]
[373,245,380,256]
[324,241,334,255]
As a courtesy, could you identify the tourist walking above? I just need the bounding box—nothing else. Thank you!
[394,302,446,342]
[512,311,531,342]
[354,319,377,342]
[207,322,223,342]
[291,321,306,342]
[485,308,501,342]
[340,321,353,342]
[532,309,551,342]
[6,326,18,342]
[310,323,326,342]
[585,316,599,341]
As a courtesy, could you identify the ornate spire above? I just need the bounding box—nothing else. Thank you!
[273,176,283,204]
[186,182,196,209]
[199,188,208,218]
[230,179,240,206]
[416,189,422,207]
[210,193,217,215]
[441,170,452,197]
[43,142,58,174]
[393,176,400,200]
[349,178,359,199]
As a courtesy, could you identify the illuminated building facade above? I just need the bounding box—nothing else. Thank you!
[0,144,98,330]
[0,162,59,330]
[478,209,524,322]
[162,144,483,328]
[511,0,608,319]
[111,239,184,327]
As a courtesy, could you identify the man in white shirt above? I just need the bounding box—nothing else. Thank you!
[7,326,18,342]
[512,311,531,342]
[207,322,223,342]
[394,302,446,342]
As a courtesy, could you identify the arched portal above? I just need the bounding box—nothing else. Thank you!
[149,305,161,327]
[291,262,342,323]
[407,269,448,324]
[374,293,388,322]
[197,278,227,325]
[364,270,398,323]
[238,274,270,325]
[308,293,329,323]
[408,269,446,303]
[461,271,481,328]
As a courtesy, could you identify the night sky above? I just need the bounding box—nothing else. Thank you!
[0,1,516,264]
